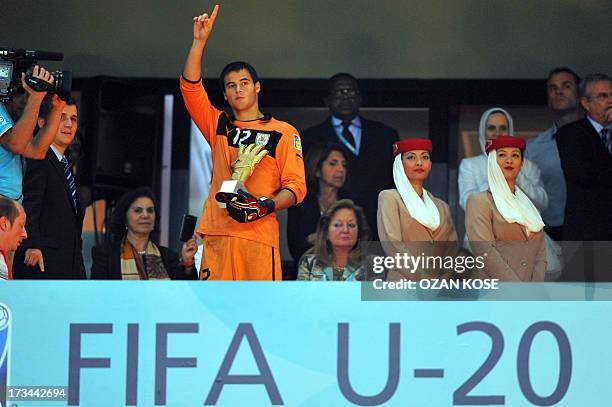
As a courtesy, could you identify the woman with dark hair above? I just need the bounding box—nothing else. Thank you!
[287,142,351,268]
[466,136,546,281]
[377,138,459,280]
[91,187,198,280]
[297,199,369,281]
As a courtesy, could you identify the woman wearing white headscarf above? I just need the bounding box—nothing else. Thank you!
[466,136,546,281]
[458,107,548,212]
[378,139,458,280]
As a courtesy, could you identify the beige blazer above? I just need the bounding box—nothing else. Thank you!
[377,189,459,280]
[466,191,546,281]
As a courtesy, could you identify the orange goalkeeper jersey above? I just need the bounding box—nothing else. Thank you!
[180,77,306,249]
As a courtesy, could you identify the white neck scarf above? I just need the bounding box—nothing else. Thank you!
[487,151,544,236]
[393,154,440,231]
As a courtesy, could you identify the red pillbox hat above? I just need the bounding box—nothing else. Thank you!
[485,135,526,153]
[393,138,433,156]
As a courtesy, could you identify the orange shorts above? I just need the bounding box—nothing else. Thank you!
[199,235,281,281]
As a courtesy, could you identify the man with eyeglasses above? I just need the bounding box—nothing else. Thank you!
[301,73,399,240]
[556,73,612,243]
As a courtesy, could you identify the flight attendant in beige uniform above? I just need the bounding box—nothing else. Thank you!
[466,136,546,281]
[377,138,458,280]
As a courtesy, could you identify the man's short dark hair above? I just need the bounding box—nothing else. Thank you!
[547,67,581,86]
[328,73,359,94]
[38,95,78,120]
[219,61,259,90]
[579,73,612,98]
[0,196,19,224]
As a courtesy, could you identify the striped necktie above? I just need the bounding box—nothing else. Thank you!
[341,120,356,148]
[61,156,78,210]
[601,128,611,154]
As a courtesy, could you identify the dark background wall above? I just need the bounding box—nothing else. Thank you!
[3,0,611,80]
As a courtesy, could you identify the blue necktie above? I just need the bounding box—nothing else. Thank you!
[601,128,611,154]
[61,156,77,210]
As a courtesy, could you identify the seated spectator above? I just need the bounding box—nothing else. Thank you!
[287,142,350,268]
[297,199,369,281]
[459,107,548,214]
[377,138,459,280]
[301,73,398,240]
[0,197,27,280]
[466,136,546,281]
[91,187,198,280]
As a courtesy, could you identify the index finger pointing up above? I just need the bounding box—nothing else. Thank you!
[209,4,220,24]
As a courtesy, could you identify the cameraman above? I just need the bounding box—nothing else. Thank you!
[0,65,66,201]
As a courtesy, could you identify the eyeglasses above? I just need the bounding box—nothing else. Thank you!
[331,89,359,98]
[588,92,612,102]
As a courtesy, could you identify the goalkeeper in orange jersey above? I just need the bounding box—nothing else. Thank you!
[180,4,306,280]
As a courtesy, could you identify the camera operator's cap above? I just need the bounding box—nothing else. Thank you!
[393,138,432,156]
[485,135,526,153]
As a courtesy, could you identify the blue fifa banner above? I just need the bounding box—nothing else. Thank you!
[1,282,612,406]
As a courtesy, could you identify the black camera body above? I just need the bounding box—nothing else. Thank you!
[0,47,72,103]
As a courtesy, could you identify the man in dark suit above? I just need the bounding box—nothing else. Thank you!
[13,96,86,279]
[556,73,612,242]
[301,73,399,239]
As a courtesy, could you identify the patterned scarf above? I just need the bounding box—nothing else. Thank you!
[120,238,170,280]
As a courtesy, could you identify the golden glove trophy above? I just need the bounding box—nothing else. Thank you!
[216,144,268,208]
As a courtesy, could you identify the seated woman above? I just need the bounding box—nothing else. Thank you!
[297,199,369,281]
[377,138,458,280]
[458,107,548,213]
[466,136,546,281]
[288,142,350,269]
[91,187,198,280]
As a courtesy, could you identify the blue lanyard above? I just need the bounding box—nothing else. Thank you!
[337,131,358,156]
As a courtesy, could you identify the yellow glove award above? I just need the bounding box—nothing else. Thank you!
[216,143,268,208]
[231,144,269,182]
